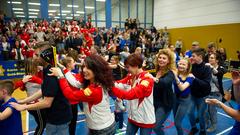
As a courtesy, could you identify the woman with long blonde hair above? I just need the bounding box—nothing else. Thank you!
[153,49,176,135]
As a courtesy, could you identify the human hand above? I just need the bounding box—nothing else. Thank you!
[48,67,64,77]
[10,102,26,111]
[22,75,32,83]
[205,98,220,105]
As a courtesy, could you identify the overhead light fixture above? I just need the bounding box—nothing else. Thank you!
[48,10,56,13]
[28,2,40,6]
[62,10,71,13]
[54,16,60,19]
[49,4,60,7]
[58,13,66,16]
[67,5,79,8]
[66,17,73,19]
[7,1,22,4]
[76,11,84,14]
[71,14,80,17]
[14,12,24,14]
[29,9,39,12]
[29,16,38,18]
[13,8,23,11]
[85,6,94,9]
[96,0,106,2]
[29,12,38,15]
[16,15,25,18]
[49,13,53,16]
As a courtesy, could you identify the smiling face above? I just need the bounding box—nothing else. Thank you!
[177,59,189,72]
[83,64,95,82]
[209,54,218,65]
[157,54,169,68]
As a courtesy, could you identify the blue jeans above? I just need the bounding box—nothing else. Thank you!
[153,106,172,135]
[173,95,192,135]
[206,92,222,126]
[46,122,69,135]
[126,121,152,135]
[188,96,208,132]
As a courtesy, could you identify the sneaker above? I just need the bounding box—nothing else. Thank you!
[207,124,216,132]
[199,131,206,135]
[188,127,199,135]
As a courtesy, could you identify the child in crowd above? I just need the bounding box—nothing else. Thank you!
[0,80,23,135]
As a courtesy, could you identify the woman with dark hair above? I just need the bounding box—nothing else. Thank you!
[49,54,116,135]
[112,53,155,135]
[205,53,227,132]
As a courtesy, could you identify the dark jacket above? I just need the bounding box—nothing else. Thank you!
[153,70,175,109]
[213,65,227,97]
[191,62,212,98]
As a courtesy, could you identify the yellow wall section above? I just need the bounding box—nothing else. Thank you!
[169,23,240,60]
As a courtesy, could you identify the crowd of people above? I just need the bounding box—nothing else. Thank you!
[0,14,239,135]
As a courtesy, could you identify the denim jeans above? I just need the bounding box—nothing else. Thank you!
[88,122,116,135]
[126,121,152,135]
[153,106,172,135]
[188,96,208,132]
[46,122,69,135]
[173,95,192,135]
[206,92,222,126]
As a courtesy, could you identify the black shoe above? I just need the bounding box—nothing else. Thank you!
[199,131,206,135]
[188,127,199,135]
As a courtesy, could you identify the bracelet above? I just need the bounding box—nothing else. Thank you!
[155,78,159,83]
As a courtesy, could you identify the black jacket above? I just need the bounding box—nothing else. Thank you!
[191,62,212,98]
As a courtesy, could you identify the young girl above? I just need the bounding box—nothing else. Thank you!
[14,58,46,135]
[173,58,194,135]
[49,55,116,135]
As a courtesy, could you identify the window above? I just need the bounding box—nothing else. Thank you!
[138,0,144,25]
[74,0,85,20]
[60,0,73,20]
[121,0,128,21]
[48,0,60,20]
[28,0,41,19]
[146,0,153,24]
[8,0,27,19]
[96,0,105,21]
[129,0,136,19]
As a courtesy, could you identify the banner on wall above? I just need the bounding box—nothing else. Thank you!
[0,60,25,80]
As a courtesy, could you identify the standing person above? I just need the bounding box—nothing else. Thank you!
[14,58,46,135]
[173,58,195,135]
[206,70,240,135]
[188,48,212,135]
[152,49,176,135]
[0,80,23,135]
[11,42,72,135]
[0,36,11,60]
[112,53,155,135]
[49,54,116,135]
[205,53,227,132]
[185,41,200,58]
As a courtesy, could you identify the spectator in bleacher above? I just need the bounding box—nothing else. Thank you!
[188,48,212,135]
[119,46,130,64]
[34,27,45,42]
[175,38,183,55]
[218,47,227,61]
[0,36,10,60]
[185,41,200,58]
[204,42,217,63]
[11,40,25,61]
[45,28,55,46]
